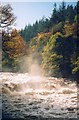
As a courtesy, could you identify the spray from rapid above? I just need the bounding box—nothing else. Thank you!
[18,55,44,76]
[1,55,78,119]
[1,71,77,119]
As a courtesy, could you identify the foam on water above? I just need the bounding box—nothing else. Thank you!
[1,72,78,119]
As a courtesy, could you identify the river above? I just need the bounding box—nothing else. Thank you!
[0,72,78,119]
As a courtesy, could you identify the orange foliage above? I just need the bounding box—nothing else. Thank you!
[3,29,28,59]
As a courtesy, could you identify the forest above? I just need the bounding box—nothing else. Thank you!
[1,1,79,81]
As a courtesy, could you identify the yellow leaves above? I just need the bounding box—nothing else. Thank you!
[37,33,44,41]
[72,67,79,74]
[43,44,49,52]
[30,32,51,58]
[72,57,79,74]
[31,45,37,51]
[37,32,51,43]
[64,22,74,36]
[51,53,57,59]
[5,41,15,48]
[55,32,63,37]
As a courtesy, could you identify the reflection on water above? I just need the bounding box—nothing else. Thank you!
[0,72,78,119]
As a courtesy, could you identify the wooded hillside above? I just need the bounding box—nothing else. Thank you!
[1,2,79,81]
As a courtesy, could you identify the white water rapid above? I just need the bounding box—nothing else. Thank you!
[0,72,78,119]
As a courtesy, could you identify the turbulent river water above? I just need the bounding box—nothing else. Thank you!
[0,72,78,119]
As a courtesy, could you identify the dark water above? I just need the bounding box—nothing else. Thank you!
[0,72,78,119]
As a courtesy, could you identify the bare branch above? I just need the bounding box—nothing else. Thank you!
[0,3,16,28]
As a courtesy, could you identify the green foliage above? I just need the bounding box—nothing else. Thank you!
[72,56,79,81]
[66,5,75,23]
[29,32,51,65]
[20,2,77,43]
[42,33,63,77]
[41,33,77,79]
[19,18,50,43]
[51,22,63,34]
[28,0,78,80]
[2,2,78,82]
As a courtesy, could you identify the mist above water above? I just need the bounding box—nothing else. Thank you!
[1,71,78,119]
[1,55,78,119]
[19,55,44,76]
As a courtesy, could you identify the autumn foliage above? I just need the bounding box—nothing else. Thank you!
[2,29,28,71]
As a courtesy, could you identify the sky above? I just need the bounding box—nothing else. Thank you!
[1,0,77,30]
